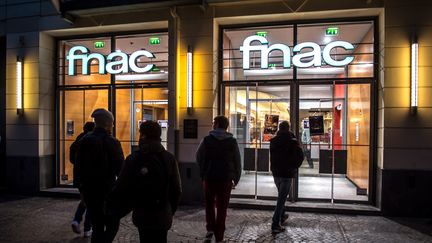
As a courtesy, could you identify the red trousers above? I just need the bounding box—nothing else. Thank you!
[203,180,233,242]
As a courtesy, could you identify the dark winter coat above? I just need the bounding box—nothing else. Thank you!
[196,129,242,185]
[270,131,303,178]
[76,127,124,196]
[110,139,182,230]
[69,132,86,188]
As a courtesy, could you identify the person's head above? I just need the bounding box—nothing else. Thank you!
[213,115,229,130]
[83,121,95,134]
[91,108,114,132]
[139,120,161,141]
[278,121,290,132]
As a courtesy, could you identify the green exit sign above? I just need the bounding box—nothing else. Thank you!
[326,27,339,36]
[149,37,160,45]
[94,41,105,49]
[256,31,267,37]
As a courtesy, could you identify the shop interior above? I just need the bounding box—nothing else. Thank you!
[223,21,374,202]
[58,33,169,185]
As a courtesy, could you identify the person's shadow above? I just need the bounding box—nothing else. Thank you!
[69,236,90,243]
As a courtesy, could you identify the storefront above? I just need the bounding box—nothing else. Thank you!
[220,19,376,203]
[3,0,432,216]
[57,32,169,185]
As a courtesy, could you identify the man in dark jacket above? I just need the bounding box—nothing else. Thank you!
[270,121,303,234]
[196,115,241,243]
[110,120,182,243]
[76,108,124,243]
[70,121,95,237]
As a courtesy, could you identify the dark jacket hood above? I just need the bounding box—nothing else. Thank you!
[209,128,234,140]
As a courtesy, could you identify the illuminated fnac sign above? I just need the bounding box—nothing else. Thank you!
[67,46,155,75]
[240,36,355,69]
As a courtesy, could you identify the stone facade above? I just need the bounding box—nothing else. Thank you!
[0,0,431,216]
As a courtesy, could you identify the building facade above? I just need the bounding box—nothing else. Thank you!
[1,0,431,216]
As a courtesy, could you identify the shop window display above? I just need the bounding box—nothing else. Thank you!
[58,33,168,185]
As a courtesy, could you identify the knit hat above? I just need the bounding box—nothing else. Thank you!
[91,108,114,127]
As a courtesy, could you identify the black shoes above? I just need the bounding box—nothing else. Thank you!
[271,225,286,234]
[203,231,214,243]
[281,214,289,225]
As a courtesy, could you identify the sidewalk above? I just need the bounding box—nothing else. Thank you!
[0,195,431,242]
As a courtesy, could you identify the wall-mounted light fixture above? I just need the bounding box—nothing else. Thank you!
[16,56,23,115]
[187,45,193,114]
[411,38,418,114]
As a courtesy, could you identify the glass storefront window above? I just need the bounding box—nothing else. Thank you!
[222,19,375,203]
[115,87,168,156]
[223,25,294,81]
[226,84,291,198]
[297,83,370,201]
[57,32,169,185]
[58,38,112,86]
[222,21,374,82]
[297,21,374,79]
[59,89,109,185]
[115,34,168,84]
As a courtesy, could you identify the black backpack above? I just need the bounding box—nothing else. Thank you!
[132,152,168,207]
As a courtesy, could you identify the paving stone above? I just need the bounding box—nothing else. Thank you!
[0,196,431,243]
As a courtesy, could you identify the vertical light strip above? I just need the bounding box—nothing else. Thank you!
[411,42,418,108]
[187,46,193,111]
[16,56,23,114]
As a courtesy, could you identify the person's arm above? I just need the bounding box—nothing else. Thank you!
[233,139,242,186]
[196,138,206,177]
[169,156,182,215]
[111,154,134,196]
[69,140,77,165]
[112,139,125,177]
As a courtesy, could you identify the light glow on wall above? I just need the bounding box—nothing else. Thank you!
[411,42,418,109]
[187,46,193,112]
[16,56,23,115]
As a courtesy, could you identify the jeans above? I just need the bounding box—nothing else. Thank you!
[203,180,233,242]
[83,193,120,243]
[272,177,292,228]
[73,200,92,231]
[302,145,313,168]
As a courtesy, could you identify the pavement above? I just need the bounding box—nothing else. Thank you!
[0,195,431,243]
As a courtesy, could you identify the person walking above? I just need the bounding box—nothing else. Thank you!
[76,108,124,243]
[109,120,182,243]
[196,115,241,243]
[269,121,304,234]
[70,121,95,237]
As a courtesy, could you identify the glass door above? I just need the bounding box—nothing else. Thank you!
[115,86,168,156]
[59,88,109,185]
[297,82,370,201]
[225,83,290,199]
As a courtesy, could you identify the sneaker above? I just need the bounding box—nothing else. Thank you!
[281,214,289,225]
[271,225,286,234]
[83,229,92,238]
[71,221,81,234]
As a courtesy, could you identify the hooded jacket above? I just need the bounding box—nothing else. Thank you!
[110,139,182,230]
[270,131,303,178]
[76,127,124,195]
[196,129,242,185]
[69,132,86,188]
